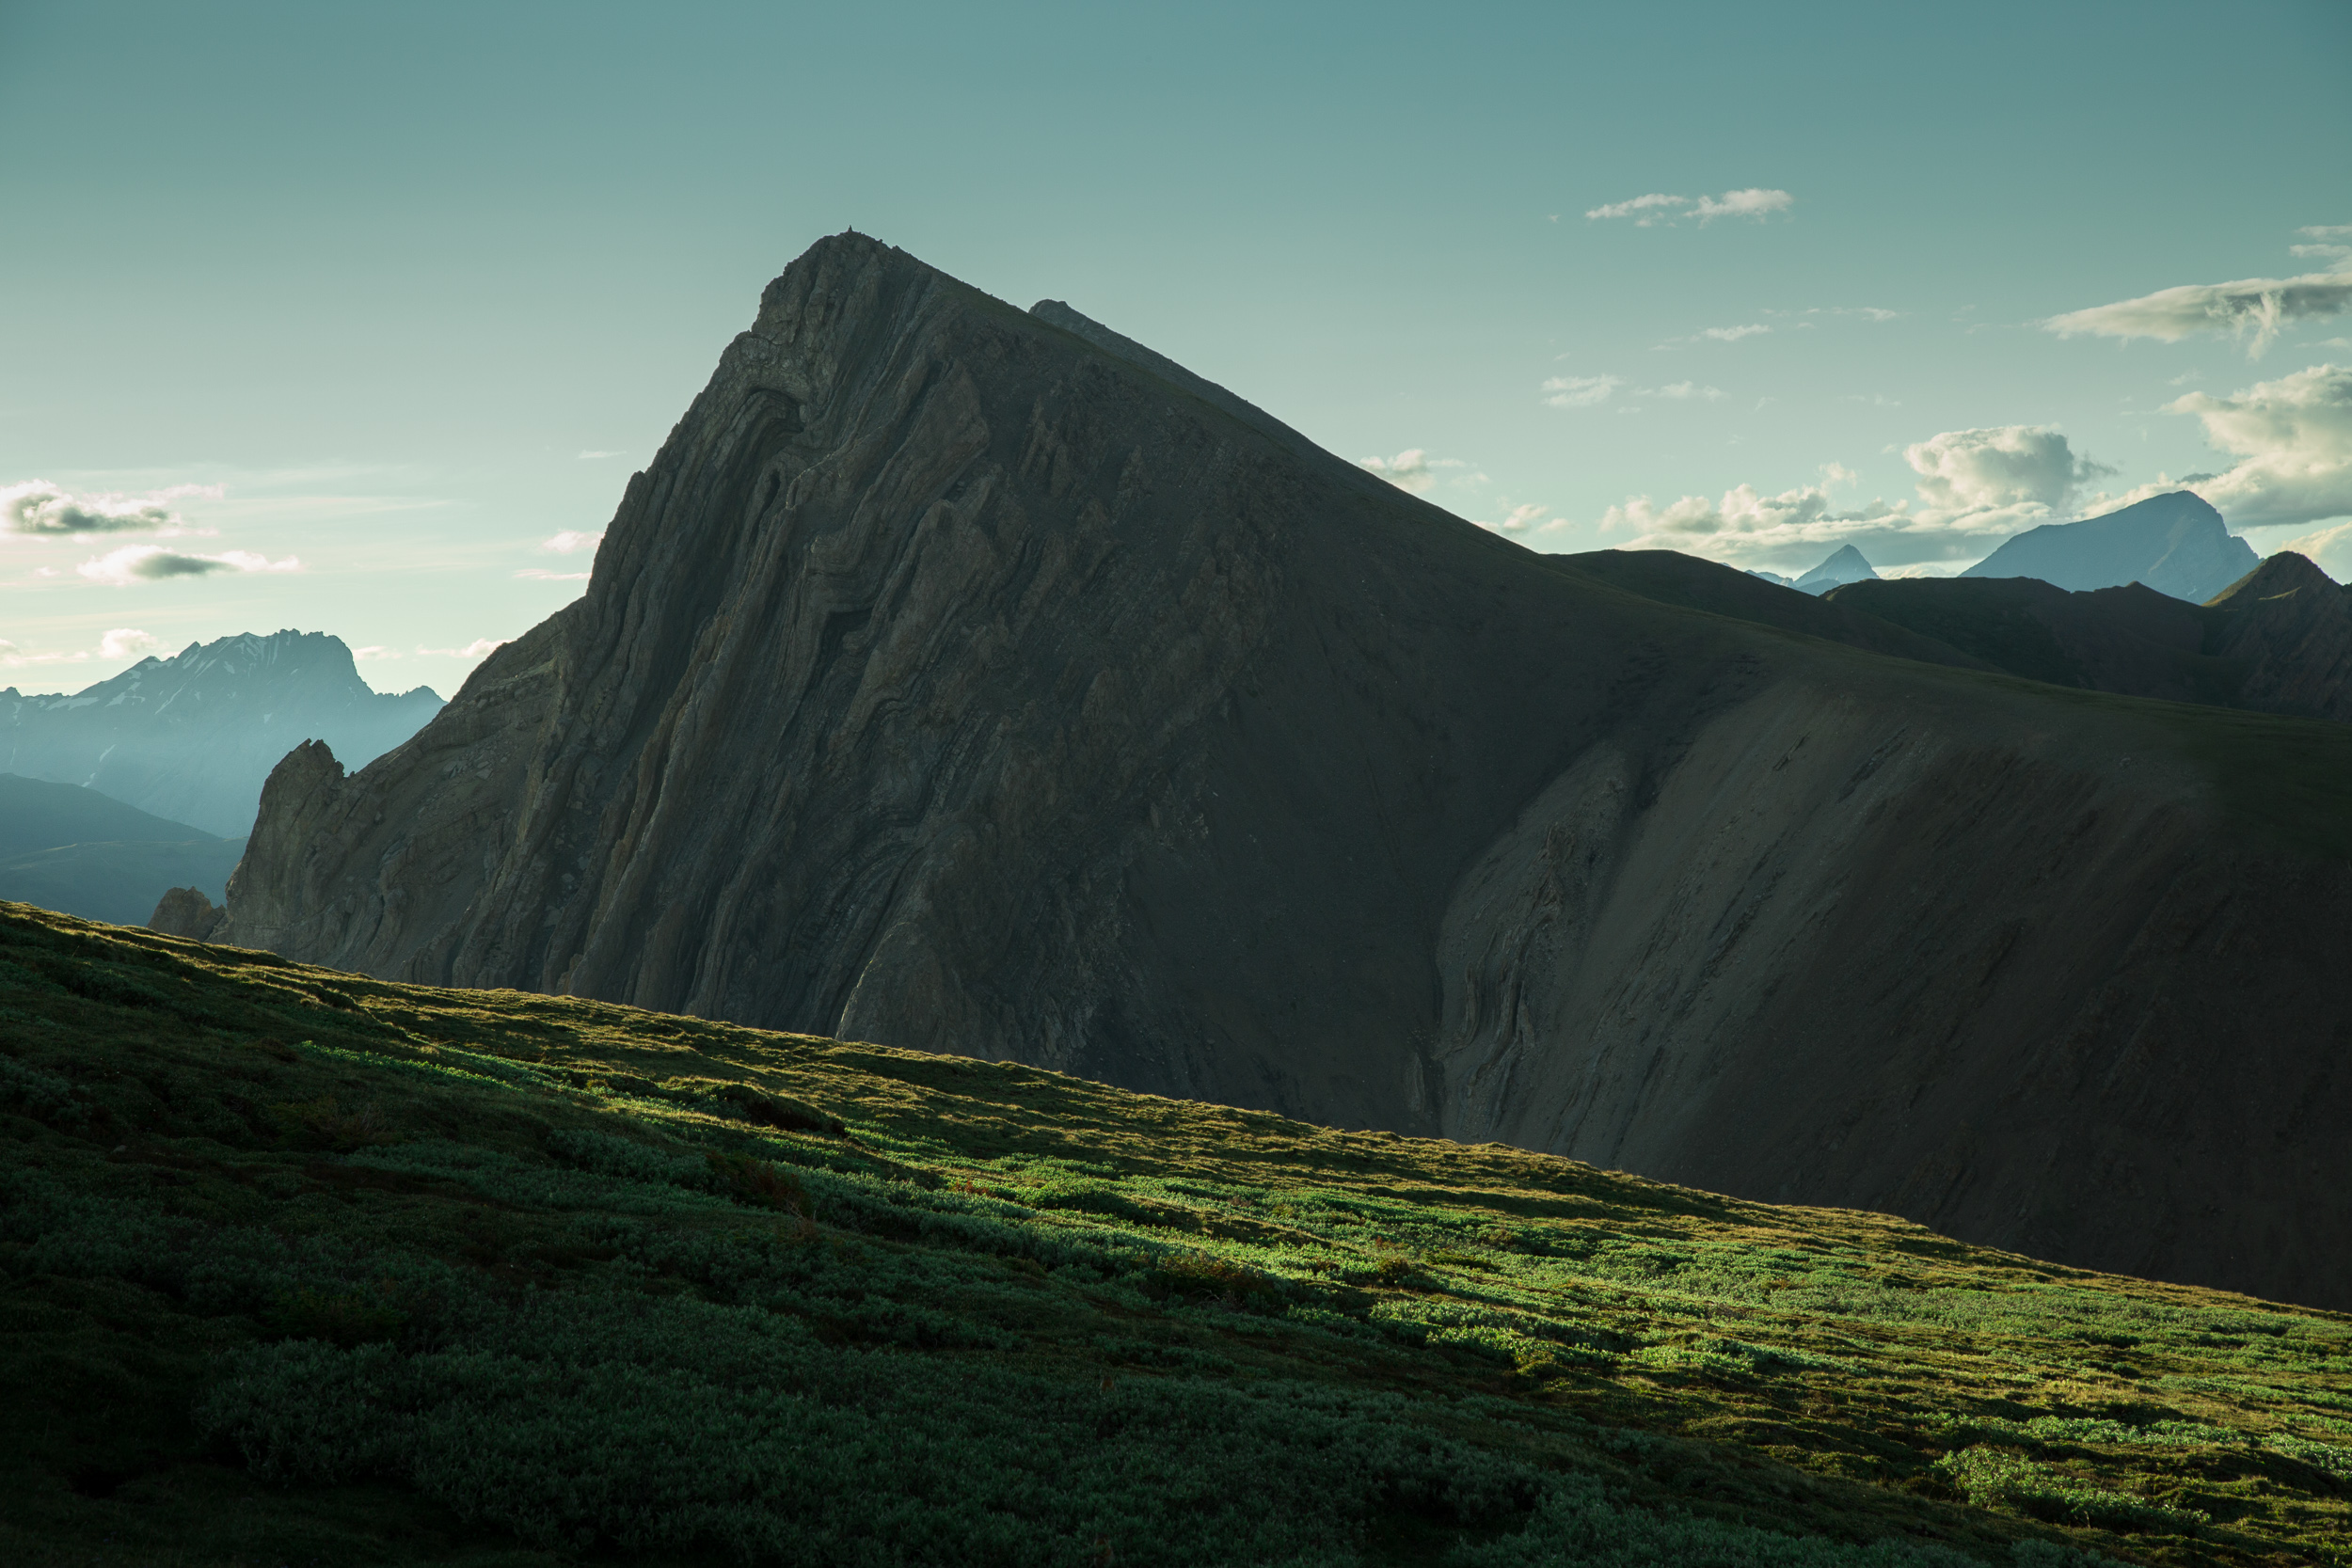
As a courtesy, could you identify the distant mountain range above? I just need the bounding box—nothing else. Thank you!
[193,234,2352,1309]
[0,630,442,836]
[1750,491,2265,606]
[1591,546,2350,725]
[0,773,241,927]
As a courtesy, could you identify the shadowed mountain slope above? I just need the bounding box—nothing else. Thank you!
[219,235,2352,1308]
[1959,491,2256,603]
[0,631,442,835]
[0,774,242,927]
[1815,551,2352,722]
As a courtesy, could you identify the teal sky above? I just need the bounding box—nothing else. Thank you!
[5,0,2348,693]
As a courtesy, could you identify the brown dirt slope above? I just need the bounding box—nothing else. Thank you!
[216,234,2352,1309]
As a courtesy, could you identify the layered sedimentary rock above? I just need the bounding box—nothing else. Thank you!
[221,234,2352,1307]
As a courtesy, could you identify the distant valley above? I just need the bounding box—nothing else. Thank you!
[0,629,441,837]
[193,234,2352,1312]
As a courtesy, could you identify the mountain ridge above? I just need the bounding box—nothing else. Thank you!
[214,232,2352,1307]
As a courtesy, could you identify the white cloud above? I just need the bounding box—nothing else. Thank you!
[1698,325,1770,342]
[1639,382,1724,401]
[1541,374,1623,409]
[76,545,301,585]
[417,638,506,659]
[1474,502,1549,534]
[1904,425,2109,511]
[2279,520,2352,581]
[3,479,224,536]
[2161,363,2352,530]
[1585,188,1792,227]
[1594,424,2108,569]
[2294,226,2352,267]
[1692,188,1793,222]
[2044,271,2352,356]
[1359,449,1470,495]
[98,628,161,659]
[540,530,604,554]
[516,568,593,581]
[352,645,402,660]
[576,450,625,460]
[1584,193,1687,224]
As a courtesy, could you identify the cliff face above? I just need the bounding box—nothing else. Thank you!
[223,234,2352,1307]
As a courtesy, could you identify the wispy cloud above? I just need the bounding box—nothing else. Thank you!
[352,645,402,660]
[3,480,224,536]
[1585,188,1793,227]
[516,568,592,581]
[416,638,507,659]
[1698,324,1771,343]
[576,450,625,460]
[76,546,301,585]
[1633,383,1724,401]
[2045,271,2352,356]
[540,530,603,554]
[1541,374,1624,409]
[98,628,161,659]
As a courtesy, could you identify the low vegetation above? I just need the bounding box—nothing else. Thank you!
[3,901,2347,1566]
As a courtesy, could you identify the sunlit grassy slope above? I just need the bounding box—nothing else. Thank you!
[4,903,2348,1568]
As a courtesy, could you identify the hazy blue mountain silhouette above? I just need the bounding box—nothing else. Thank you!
[1960,491,2255,603]
[0,631,441,836]
[0,773,241,926]
[1792,545,1879,595]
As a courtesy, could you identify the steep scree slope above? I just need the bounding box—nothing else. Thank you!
[219,235,2352,1308]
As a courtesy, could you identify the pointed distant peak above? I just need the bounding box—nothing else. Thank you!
[2208,550,2341,606]
[1792,544,1880,594]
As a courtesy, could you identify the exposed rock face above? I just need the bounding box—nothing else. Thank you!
[221,234,2352,1307]
[0,631,442,835]
[149,885,229,942]
[1960,491,2257,603]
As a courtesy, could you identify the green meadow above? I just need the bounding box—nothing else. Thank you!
[2,901,2346,1567]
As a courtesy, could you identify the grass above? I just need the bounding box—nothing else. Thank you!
[2,901,2348,1566]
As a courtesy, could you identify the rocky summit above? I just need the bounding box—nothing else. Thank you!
[216,234,2352,1308]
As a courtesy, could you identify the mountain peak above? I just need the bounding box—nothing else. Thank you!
[1791,544,1879,594]
[1962,489,2254,601]
[2209,548,2339,606]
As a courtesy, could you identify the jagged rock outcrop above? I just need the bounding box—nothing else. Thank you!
[220,234,2352,1307]
[149,885,230,942]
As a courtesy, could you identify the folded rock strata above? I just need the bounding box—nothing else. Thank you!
[219,234,2352,1308]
